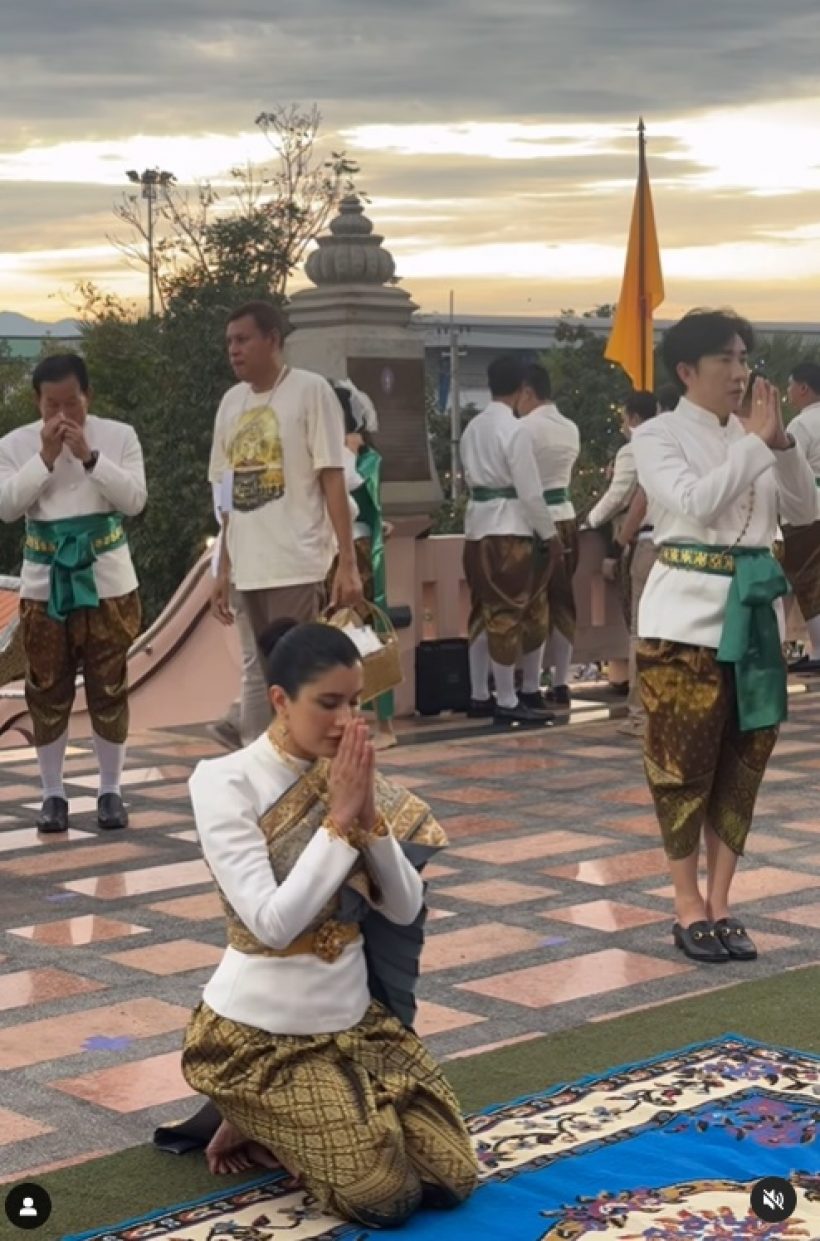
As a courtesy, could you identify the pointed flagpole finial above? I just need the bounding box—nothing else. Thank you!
[638,116,646,134]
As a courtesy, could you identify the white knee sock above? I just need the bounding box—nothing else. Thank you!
[93,733,126,797]
[807,616,820,658]
[519,645,545,694]
[550,631,574,688]
[37,733,69,800]
[492,661,518,709]
[468,631,491,700]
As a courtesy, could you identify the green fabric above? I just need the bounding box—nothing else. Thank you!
[469,485,517,501]
[352,447,394,722]
[24,513,126,623]
[663,541,789,732]
[543,487,570,505]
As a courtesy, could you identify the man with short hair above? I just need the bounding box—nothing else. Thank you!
[515,363,580,708]
[460,355,560,727]
[209,301,362,744]
[0,353,147,832]
[632,309,816,964]
[782,361,820,670]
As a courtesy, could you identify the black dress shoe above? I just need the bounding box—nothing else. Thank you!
[714,917,758,960]
[788,653,820,675]
[36,796,69,833]
[517,690,555,717]
[494,702,555,728]
[466,697,495,718]
[673,920,730,963]
[546,684,571,708]
[98,793,128,830]
[669,923,729,958]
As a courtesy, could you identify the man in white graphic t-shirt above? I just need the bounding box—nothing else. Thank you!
[209,301,362,743]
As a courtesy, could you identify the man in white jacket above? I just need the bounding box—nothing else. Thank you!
[632,310,816,965]
[0,353,147,832]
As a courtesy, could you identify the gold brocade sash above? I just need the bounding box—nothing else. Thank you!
[219,758,448,958]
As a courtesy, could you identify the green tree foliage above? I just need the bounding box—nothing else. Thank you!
[72,106,358,623]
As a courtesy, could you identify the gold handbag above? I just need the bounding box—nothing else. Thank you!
[321,601,403,703]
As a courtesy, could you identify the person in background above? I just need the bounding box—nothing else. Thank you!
[460,355,561,726]
[632,309,816,964]
[330,381,398,749]
[0,353,146,832]
[209,301,363,744]
[782,361,820,672]
[515,363,580,710]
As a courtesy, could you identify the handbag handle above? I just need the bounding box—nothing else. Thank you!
[321,599,396,639]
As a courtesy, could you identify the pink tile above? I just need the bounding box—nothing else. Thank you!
[62,858,211,899]
[0,827,94,855]
[442,756,568,778]
[451,831,613,864]
[106,940,223,974]
[543,848,670,885]
[438,879,560,905]
[445,1032,544,1061]
[138,782,194,801]
[430,786,510,805]
[787,820,820,835]
[414,1001,486,1037]
[147,892,223,920]
[0,783,44,801]
[427,909,457,921]
[458,948,692,1008]
[0,998,190,1070]
[0,842,151,877]
[0,968,104,1012]
[52,1051,196,1113]
[771,902,820,929]
[568,745,633,760]
[422,921,544,972]
[542,900,668,932]
[748,832,804,852]
[128,810,192,830]
[647,867,820,904]
[7,916,151,946]
[760,769,804,783]
[0,1106,53,1147]
[66,765,191,790]
[600,785,654,806]
[424,863,457,879]
[601,814,660,838]
[436,815,525,840]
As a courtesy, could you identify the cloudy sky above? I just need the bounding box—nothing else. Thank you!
[3,0,820,324]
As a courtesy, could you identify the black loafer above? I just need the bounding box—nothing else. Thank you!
[673,920,730,963]
[98,793,128,830]
[546,685,572,708]
[714,917,758,961]
[36,796,69,834]
[466,697,495,718]
[517,691,555,717]
[494,702,555,728]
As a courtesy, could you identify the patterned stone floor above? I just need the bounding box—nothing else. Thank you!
[1,688,820,1184]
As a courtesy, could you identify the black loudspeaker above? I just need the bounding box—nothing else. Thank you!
[415,639,471,716]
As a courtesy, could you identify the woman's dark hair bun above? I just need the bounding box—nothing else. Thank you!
[258,617,298,662]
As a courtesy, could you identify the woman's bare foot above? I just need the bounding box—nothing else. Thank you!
[206,1119,282,1176]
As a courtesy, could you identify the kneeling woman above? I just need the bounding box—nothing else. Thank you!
[182,620,478,1229]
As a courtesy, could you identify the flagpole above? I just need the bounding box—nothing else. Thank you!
[637,117,647,389]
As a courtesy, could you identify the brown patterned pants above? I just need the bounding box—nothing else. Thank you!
[638,638,777,860]
[20,591,142,746]
[464,534,540,664]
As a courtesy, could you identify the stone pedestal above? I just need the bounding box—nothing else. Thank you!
[286,197,444,716]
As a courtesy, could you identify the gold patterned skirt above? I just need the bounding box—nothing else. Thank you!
[463,534,537,663]
[637,639,777,860]
[546,517,579,643]
[182,999,478,1228]
[782,521,820,622]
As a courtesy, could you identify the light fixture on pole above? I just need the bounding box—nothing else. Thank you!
[125,167,176,316]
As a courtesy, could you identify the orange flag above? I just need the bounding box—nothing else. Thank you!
[605,119,665,390]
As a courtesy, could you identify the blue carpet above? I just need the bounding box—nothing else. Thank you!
[69,1034,820,1240]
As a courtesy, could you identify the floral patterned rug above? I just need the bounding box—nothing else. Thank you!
[69,1035,820,1240]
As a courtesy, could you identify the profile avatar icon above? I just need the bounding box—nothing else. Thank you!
[19,1197,37,1218]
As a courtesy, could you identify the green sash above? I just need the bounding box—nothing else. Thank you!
[658,542,789,732]
[24,513,126,623]
[543,487,570,505]
[351,448,393,722]
[469,485,517,501]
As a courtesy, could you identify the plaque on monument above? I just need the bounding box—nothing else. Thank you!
[346,356,429,484]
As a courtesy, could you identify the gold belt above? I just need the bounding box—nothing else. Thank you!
[231,918,361,963]
[658,545,736,574]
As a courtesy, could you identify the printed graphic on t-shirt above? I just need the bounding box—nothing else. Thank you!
[227,403,285,512]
